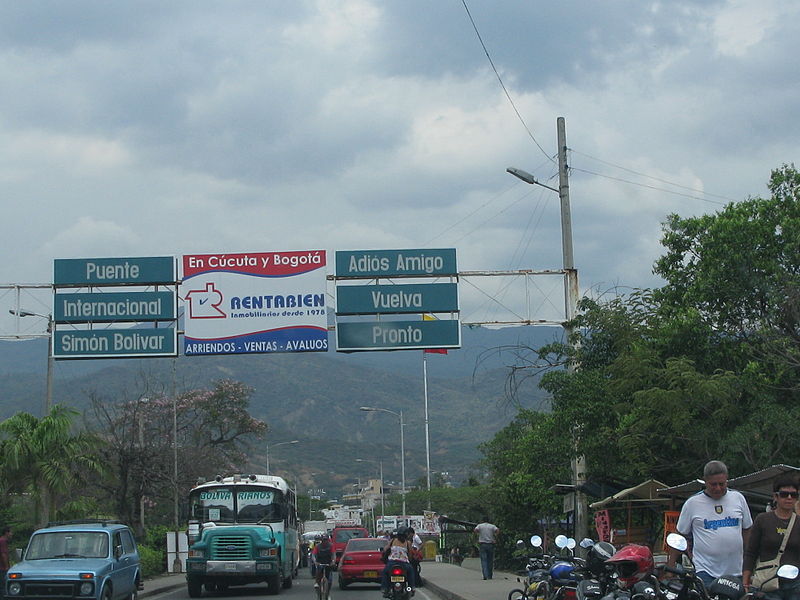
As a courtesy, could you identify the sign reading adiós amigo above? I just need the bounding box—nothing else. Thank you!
[181,250,328,356]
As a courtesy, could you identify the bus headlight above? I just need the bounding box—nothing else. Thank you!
[259,549,277,557]
[189,550,204,558]
[8,582,22,596]
[79,582,94,595]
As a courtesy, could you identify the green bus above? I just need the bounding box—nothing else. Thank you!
[186,474,299,596]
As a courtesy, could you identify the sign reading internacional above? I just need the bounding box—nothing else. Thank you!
[54,291,176,323]
[52,255,178,360]
[181,250,328,356]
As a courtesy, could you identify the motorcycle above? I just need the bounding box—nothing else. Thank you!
[509,535,555,600]
[550,535,582,600]
[600,543,657,600]
[661,533,799,600]
[386,563,414,600]
[576,538,617,600]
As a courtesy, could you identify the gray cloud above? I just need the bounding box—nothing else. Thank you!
[0,0,797,332]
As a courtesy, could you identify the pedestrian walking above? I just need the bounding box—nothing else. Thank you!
[474,517,500,580]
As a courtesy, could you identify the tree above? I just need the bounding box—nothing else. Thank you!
[655,164,800,359]
[0,405,102,526]
[89,379,267,530]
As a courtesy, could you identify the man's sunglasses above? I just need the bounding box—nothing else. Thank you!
[776,491,799,498]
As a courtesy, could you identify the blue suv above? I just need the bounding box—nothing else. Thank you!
[6,521,142,600]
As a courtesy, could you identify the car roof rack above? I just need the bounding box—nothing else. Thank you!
[46,519,125,528]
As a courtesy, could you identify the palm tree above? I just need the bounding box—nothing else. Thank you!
[0,405,103,526]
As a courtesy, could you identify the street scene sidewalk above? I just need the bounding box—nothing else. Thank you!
[140,559,518,600]
[423,559,518,600]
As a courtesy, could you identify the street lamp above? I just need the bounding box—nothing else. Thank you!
[9,309,53,416]
[507,116,587,543]
[138,397,149,533]
[356,458,384,521]
[266,440,299,475]
[360,406,406,516]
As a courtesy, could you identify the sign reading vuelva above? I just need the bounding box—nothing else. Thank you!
[181,250,328,356]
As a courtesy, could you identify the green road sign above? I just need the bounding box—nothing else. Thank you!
[53,328,177,359]
[336,319,461,351]
[336,283,458,315]
[54,291,176,323]
[336,248,457,278]
[54,256,175,286]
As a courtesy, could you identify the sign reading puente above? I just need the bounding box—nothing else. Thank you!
[52,256,177,359]
[334,249,461,352]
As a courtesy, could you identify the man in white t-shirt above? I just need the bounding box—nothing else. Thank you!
[474,518,500,580]
[668,460,752,586]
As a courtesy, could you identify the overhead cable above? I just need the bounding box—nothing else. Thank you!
[461,0,553,162]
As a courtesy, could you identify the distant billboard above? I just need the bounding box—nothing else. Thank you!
[181,250,328,356]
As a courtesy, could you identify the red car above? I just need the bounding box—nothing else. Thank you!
[337,537,388,589]
[331,525,370,567]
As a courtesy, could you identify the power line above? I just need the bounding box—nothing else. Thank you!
[423,181,518,246]
[570,166,729,206]
[571,149,740,204]
[461,0,553,163]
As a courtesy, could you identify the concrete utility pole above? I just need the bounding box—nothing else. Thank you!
[507,117,587,543]
[556,117,588,545]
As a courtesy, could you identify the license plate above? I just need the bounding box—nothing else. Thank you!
[390,576,405,583]
[224,563,237,571]
[363,571,378,578]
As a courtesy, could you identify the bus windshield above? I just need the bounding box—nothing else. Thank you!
[190,485,283,523]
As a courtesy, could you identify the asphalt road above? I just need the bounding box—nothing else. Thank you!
[144,568,438,600]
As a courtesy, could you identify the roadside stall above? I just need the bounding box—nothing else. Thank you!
[658,464,800,517]
[589,479,670,548]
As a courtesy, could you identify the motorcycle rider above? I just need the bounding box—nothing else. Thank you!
[381,527,415,598]
[312,533,334,589]
[407,526,423,587]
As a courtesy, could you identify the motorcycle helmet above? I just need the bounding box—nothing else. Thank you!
[550,560,577,584]
[586,542,616,576]
[605,544,653,589]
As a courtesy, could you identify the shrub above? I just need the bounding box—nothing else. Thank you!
[144,525,172,552]
[138,545,165,578]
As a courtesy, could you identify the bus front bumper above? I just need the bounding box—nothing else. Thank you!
[190,561,277,575]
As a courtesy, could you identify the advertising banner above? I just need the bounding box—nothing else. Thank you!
[181,250,328,356]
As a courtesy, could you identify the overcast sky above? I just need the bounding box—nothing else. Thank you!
[2,0,798,334]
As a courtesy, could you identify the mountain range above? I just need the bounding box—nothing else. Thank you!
[0,325,560,496]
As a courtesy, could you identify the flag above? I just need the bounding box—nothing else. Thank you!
[422,314,448,354]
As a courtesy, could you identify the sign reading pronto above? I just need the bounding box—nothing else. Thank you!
[335,249,457,278]
[54,291,175,323]
[54,256,175,286]
[53,328,177,359]
[336,319,461,351]
[181,250,328,356]
[336,283,458,315]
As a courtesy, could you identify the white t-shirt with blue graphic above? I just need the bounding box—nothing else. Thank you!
[677,489,753,577]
